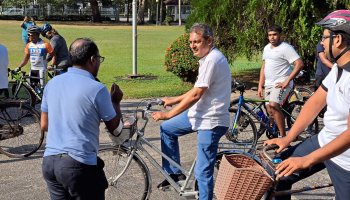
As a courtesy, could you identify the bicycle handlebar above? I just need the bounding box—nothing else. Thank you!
[262,144,279,162]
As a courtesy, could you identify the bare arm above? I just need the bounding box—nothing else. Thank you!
[50,52,57,66]
[104,84,123,133]
[41,112,48,131]
[257,61,265,98]
[152,87,207,120]
[162,92,189,107]
[277,58,304,89]
[319,52,333,69]
[18,53,30,69]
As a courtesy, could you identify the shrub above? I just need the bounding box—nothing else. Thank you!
[164,33,199,84]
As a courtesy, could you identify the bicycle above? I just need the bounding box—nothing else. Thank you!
[226,81,319,150]
[0,99,44,158]
[8,69,44,107]
[98,99,238,200]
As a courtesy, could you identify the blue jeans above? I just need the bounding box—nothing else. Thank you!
[42,154,108,200]
[160,110,227,200]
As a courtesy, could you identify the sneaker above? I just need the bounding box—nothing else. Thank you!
[157,173,186,190]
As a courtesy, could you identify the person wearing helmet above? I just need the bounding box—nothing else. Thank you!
[41,23,71,73]
[265,10,350,200]
[17,25,56,87]
[20,16,36,45]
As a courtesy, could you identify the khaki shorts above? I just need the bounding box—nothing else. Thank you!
[265,85,292,105]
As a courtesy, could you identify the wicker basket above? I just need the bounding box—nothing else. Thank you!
[214,154,273,200]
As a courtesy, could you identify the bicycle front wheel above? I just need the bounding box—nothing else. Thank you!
[98,147,151,200]
[9,81,36,106]
[0,103,44,158]
[225,108,258,153]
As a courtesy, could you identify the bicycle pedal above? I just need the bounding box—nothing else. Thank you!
[158,185,171,191]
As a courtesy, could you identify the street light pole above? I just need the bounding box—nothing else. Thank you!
[132,0,137,76]
[178,0,181,26]
[156,0,159,25]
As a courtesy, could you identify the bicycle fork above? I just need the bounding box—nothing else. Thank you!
[110,147,138,185]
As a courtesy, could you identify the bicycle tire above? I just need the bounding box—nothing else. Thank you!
[9,81,36,106]
[285,101,319,140]
[288,86,313,103]
[225,107,258,153]
[0,102,44,158]
[98,146,151,200]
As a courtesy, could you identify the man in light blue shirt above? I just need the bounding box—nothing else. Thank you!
[41,38,123,200]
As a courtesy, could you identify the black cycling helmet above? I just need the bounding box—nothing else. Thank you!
[41,23,52,37]
[316,10,350,62]
[27,25,41,35]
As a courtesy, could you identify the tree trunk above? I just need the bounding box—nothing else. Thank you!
[137,0,146,24]
[90,0,101,22]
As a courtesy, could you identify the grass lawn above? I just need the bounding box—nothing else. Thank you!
[0,20,261,98]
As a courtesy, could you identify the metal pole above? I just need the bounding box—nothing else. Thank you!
[178,0,181,26]
[132,0,137,75]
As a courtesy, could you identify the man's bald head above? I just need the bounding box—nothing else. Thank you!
[69,38,99,67]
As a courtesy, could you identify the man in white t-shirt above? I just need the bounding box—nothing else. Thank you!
[0,44,9,98]
[258,25,304,137]
[265,10,350,200]
[152,23,231,200]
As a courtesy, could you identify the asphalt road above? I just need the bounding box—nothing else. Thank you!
[0,94,335,200]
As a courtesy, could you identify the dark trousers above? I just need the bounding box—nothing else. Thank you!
[42,154,108,200]
[275,135,350,200]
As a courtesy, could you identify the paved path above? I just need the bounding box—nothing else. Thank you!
[0,92,335,200]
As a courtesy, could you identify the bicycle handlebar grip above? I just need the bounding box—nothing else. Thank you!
[155,98,164,106]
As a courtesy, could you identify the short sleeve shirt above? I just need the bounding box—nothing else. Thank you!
[49,35,71,67]
[25,39,54,70]
[318,63,350,170]
[262,42,300,87]
[42,67,117,165]
[187,48,231,130]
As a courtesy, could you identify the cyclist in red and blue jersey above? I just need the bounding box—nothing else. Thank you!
[17,25,56,87]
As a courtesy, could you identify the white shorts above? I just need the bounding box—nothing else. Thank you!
[264,85,292,105]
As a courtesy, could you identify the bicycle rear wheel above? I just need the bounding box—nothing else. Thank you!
[288,87,313,103]
[224,108,258,153]
[98,146,151,200]
[0,102,44,158]
[286,101,319,140]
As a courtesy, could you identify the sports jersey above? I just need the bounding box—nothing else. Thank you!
[25,39,54,70]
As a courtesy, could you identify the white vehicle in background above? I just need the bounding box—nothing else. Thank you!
[2,8,23,15]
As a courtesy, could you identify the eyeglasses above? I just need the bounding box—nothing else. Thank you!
[321,35,337,42]
[27,34,34,37]
[96,56,105,63]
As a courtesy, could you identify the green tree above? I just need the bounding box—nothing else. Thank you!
[186,0,350,73]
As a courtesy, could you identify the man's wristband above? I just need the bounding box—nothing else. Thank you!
[112,119,123,136]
